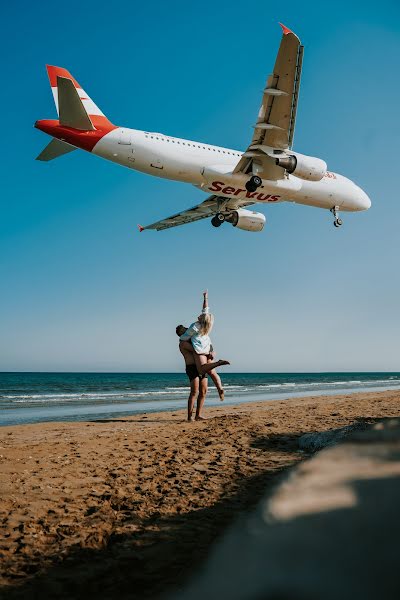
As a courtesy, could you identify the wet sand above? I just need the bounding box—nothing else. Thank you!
[1,389,399,598]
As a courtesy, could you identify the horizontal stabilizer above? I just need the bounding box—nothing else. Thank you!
[57,76,95,131]
[35,137,77,161]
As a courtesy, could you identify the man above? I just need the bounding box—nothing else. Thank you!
[176,324,212,422]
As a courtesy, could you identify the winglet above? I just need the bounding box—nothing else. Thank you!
[138,224,145,232]
[279,22,294,36]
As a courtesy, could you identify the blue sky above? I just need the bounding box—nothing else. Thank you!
[1,0,399,372]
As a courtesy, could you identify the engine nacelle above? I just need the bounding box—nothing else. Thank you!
[227,209,266,232]
[275,152,327,182]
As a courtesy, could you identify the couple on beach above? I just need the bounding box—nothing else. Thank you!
[176,290,230,421]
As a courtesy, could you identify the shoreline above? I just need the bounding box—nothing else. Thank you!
[1,389,399,597]
[2,383,400,427]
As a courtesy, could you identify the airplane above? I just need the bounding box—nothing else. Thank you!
[35,23,371,233]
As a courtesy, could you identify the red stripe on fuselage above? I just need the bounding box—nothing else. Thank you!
[34,119,117,152]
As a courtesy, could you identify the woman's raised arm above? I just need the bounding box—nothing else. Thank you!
[202,290,209,314]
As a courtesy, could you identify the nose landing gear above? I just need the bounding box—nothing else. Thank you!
[330,206,343,228]
[245,175,262,193]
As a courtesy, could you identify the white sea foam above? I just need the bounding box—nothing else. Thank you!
[165,387,187,391]
[6,389,188,403]
[2,378,399,407]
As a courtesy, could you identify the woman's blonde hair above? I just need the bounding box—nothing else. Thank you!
[198,313,214,336]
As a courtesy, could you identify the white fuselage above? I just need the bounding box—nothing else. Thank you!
[92,127,371,212]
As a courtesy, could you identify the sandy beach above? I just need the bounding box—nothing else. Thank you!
[1,389,399,598]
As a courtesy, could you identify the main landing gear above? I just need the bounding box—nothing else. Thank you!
[211,213,225,227]
[330,206,343,228]
[245,175,262,193]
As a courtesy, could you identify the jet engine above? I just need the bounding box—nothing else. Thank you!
[226,209,266,232]
[275,151,327,182]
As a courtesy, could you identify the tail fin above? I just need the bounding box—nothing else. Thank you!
[46,65,113,129]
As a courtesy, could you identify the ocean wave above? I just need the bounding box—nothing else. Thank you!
[2,378,400,406]
[221,379,400,392]
[4,390,189,403]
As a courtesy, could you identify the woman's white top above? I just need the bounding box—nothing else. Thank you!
[179,306,211,355]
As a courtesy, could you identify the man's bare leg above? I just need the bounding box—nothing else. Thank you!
[195,377,208,421]
[188,377,199,422]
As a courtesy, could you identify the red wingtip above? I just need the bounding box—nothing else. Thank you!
[279,22,294,36]
[138,224,144,232]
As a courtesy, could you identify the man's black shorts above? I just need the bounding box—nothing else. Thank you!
[185,364,206,382]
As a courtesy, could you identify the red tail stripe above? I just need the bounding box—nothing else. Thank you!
[35,119,117,152]
[46,65,81,88]
[90,115,114,128]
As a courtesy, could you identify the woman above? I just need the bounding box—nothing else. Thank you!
[179,290,229,400]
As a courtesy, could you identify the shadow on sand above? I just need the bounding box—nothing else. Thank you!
[1,417,381,600]
[2,468,290,599]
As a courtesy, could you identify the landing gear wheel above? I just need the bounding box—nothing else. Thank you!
[245,175,262,193]
[211,214,224,228]
[333,218,343,228]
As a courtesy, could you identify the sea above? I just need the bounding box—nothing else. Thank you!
[1,372,400,427]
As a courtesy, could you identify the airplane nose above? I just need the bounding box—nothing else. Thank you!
[356,187,371,210]
[361,190,371,210]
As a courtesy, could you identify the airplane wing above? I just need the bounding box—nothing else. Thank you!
[139,195,256,231]
[233,23,304,179]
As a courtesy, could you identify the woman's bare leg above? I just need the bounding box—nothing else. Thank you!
[208,366,225,401]
[181,342,229,377]
[207,351,224,398]
[194,353,230,376]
